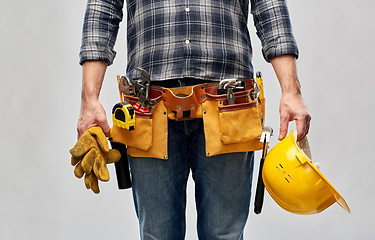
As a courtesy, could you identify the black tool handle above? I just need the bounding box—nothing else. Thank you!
[254,156,266,214]
[217,89,226,95]
[110,141,132,189]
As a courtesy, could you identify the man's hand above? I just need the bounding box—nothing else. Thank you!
[77,97,111,139]
[77,60,110,139]
[270,55,311,141]
[279,91,311,141]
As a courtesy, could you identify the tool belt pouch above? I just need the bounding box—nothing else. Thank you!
[162,85,207,121]
[111,92,169,160]
[202,90,265,157]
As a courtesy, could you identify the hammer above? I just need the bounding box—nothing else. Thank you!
[254,126,273,214]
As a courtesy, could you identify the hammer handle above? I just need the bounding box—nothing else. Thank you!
[254,138,268,214]
[110,141,132,189]
[254,156,266,214]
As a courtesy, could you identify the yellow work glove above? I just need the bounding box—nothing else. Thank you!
[70,126,121,194]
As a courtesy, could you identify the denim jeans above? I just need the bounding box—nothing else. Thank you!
[128,79,254,239]
[128,118,254,240]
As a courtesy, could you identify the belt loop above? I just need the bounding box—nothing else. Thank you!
[190,104,196,119]
[176,107,183,120]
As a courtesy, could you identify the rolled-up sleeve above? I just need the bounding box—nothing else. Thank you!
[79,0,124,66]
[251,0,299,62]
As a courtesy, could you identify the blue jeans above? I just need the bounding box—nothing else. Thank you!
[128,118,254,240]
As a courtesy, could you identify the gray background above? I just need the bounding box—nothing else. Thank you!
[1,0,374,239]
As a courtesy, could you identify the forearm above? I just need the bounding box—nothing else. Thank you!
[77,0,124,138]
[270,55,311,141]
[77,60,111,139]
[270,55,301,95]
[81,60,108,101]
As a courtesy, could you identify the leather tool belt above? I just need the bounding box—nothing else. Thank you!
[111,79,266,159]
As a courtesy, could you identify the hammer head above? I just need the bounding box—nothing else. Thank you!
[260,126,273,143]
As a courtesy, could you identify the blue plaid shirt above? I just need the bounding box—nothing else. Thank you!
[80,0,298,81]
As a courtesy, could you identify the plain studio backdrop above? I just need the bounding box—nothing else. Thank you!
[1,0,374,239]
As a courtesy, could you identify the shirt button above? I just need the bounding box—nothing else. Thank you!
[185,7,190,13]
[185,39,190,45]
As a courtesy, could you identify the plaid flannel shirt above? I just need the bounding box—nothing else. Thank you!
[79,0,298,81]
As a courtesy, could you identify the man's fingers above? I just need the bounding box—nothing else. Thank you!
[278,113,289,140]
[295,112,311,141]
[100,122,111,138]
[279,110,311,141]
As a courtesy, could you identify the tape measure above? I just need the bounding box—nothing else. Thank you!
[112,102,135,131]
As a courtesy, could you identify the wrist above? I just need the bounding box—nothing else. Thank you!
[280,81,301,95]
[81,87,100,102]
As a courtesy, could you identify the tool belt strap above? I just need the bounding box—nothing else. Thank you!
[134,80,254,121]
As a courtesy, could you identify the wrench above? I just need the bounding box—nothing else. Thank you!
[128,68,156,113]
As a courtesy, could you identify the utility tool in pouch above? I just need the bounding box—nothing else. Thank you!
[127,67,156,113]
[217,79,246,95]
[217,79,246,105]
[112,102,135,131]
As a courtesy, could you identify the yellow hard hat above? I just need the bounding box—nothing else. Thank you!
[262,131,350,215]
